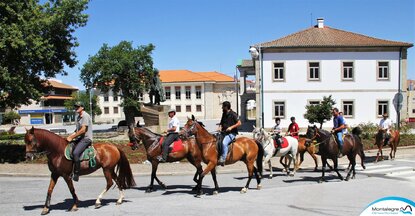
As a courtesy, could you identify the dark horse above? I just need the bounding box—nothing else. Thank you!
[130,127,205,196]
[375,129,400,163]
[306,125,365,182]
[24,127,135,215]
[182,115,263,194]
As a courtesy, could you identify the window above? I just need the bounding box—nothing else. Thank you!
[308,100,321,105]
[196,86,202,99]
[104,107,109,114]
[412,109,415,114]
[185,86,191,99]
[378,62,389,80]
[113,95,118,101]
[272,62,284,81]
[165,87,171,100]
[342,101,354,117]
[309,62,320,80]
[342,62,354,80]
[104,95,109,102]
[113,107,119,114]
[186,105,191,112]
[138,93,144,101]
[273,101,285,118]
[377,100,389,117]
[175,87,181,100]
[196,105,202,112]
[175,105,181,112]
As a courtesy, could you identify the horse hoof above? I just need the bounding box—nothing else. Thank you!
[41,208,49,215]
[289,173,295,177]
[212,190,219,195]
[116,200,123,205]
[145,188,154,193]
[240,187,248,194]
[351,175,356,179]
[345,177,350,181]
[257,184,262,190]
[318,179,324,183]
[95,203,102,209]
[160,183,167,190]
[70,206,78,212]
[194,194,202,198]
[268,176,273,179]
[192,186,198,191]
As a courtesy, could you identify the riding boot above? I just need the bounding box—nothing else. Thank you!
[72,161,81,182]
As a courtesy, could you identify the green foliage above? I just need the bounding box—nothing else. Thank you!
[304,95,336,129]
[399,121,411,135]
[0,0,89,108]
[356,121,378,139]
[64,91,102,119]
[0,133,25,140]
[80,41,155,126]
[2,111,20,124]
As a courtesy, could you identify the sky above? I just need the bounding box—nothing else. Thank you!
[57,0,415,90]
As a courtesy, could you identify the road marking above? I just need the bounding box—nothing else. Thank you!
[363,166,413,174]
[339,164,392,170]
[395,159,415,163]
[386,170,415,177]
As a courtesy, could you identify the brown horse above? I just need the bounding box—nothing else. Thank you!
[182,116,263,194]
[375,129,400,162]
[294,137,319,171]
[24,127,135,215]
[306,126,365,182]
[129,127,205,196]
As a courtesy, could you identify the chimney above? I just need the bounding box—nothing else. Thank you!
[317,18,324,28]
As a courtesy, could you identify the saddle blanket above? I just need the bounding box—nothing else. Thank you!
[64,144,97,167]
[159,137,184,153]
[273,137,289,149]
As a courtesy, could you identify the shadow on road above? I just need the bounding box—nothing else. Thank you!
[23,198,131,212]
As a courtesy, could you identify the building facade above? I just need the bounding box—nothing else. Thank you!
[94,70,237,123]
[17,79,78,125]
[246,18,412,129]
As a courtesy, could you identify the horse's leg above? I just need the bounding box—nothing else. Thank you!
[319,157,327,183]
[279,156,287,173]
[108,169,125,205]
[62,175,79,212]
[268,159,273,179]
[253,166,262,190]
[241,159,255,194]
[201,161,218,195]
[146,161,164,193]
[345,155,356,181]
[389,143,394,160]
[290,153,296,176]
[40,173,59,215]
[187,156,202,192]
[333,158,344,181]
[263,153,273,178]
[95,169,114,208]
[308,149,319,171]
[210,168,219,195]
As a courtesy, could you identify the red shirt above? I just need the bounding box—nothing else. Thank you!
[287,122,299,139]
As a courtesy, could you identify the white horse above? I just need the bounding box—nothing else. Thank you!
[252,127,299,178]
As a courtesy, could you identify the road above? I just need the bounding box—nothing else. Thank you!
[0,152,414,216]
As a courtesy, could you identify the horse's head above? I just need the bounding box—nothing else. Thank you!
[24,127,39,161]
[252,126,263,140]
[181,115,198,138]
[306,125,319,141]
[129,128,143,150]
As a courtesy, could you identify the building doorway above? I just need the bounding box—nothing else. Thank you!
[45,113,53,124]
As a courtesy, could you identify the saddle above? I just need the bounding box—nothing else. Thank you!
[64,143,97,168]
[215,132,236,158]
[159,137,184,153]
[273,137,289,149]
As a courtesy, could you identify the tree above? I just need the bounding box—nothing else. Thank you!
[64,91,101,122]
[304,95,336,129]
[80,41,155,140]
[0,0,89,108]
[2,111,20,125]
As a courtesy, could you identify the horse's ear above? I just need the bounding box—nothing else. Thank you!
[253,125,256,129]
[30,126,35,134]
[191,115,195,121]
[187,115,191,120]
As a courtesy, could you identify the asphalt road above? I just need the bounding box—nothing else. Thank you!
[1,155,414,216]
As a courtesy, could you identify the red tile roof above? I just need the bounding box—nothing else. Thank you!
[44,80,78,90]
[159,70,234,83]
[255,26,413,48]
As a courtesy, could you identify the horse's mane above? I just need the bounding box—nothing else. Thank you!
[140,127,162,137]
[32,128,67,147]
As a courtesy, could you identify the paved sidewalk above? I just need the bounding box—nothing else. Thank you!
[1,146,414,177]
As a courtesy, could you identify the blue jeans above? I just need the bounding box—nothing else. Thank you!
[221,133,236,160]
[335,132,343,151]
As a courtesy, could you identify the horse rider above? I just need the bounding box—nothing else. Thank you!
[218,101,241,166]
[331,108,346,158]
[158,108,180,163]
[272,118,283,151]
[339,112,348,134]
[378,112,392,146]
[286,116,299,140]
[66,102,93,182]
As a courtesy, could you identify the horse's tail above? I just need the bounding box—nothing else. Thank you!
[352,126,362,137]
[255,140,264,177]
[116,147,136,189]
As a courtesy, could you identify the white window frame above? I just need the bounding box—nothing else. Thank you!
[377,61,389,81]
[196,105,202,112]
[308,62,320,81]
[104,106,110,115]
[196,86,202,99]
[175,87,181,100]
[165,87,171,100]
[185,86,191,100]
[377,100,389,117]
[307,100,321,105]
[113,106,119,114]
[272,62,285,82]
[342,100,354,118]
[272,101,285,119]
[342,61,354,81]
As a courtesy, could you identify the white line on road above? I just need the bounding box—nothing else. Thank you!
[395,159,415,163]
[386,170,415,177]
[363,166,413,174]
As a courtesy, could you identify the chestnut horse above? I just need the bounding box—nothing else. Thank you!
[306,125,365,182]
[182,116,263,194]
[129,127,205,196]
[24,127,135,215]
[374,129,400,162]
[295,137,319,171]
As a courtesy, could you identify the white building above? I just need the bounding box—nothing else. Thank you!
[245,18,413,129]
[94,70,237,123]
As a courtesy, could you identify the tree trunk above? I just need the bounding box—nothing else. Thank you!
[319,122,324,129]
[124,106,137,143]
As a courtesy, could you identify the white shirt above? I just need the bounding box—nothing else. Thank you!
[273,124,282,134]
[168,116,180,133]
[379,118,392,132]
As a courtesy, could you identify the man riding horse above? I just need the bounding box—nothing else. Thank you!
[218,101,241,166]
[272,118,283,151]
[378,112,392,146]
[158,108,180,162]
[331,108,347,158]
[66,101,93,182]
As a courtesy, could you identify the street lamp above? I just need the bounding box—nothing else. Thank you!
[249,46,264,128]
[89,88,93,122]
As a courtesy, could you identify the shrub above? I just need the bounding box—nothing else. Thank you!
[356,122,378,139]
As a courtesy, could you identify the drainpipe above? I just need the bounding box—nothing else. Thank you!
[397,47,402,130]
